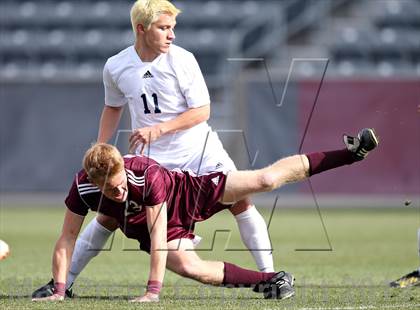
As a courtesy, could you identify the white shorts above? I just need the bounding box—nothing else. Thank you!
[150,131,236,175]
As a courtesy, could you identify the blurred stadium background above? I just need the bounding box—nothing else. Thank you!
[0,0,419,206]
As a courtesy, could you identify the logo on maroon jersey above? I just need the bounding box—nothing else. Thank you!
[125,200,143,216]
[211,176,220,186]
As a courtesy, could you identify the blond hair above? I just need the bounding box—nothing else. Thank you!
[130,0,181,35]
[83,143,124,184]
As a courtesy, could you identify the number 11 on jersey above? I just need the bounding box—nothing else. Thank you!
[141,93,161,114]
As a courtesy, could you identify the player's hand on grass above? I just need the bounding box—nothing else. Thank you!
[32,293,64,302]
[129,125,163,154]
[129,292,159,303]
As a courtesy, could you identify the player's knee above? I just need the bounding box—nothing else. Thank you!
[258,171,277,192]
[96,214,119,231]
[230,199,252,215]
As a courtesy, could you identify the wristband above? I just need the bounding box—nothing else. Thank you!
[146,280,162,295]
[53,282,66,297]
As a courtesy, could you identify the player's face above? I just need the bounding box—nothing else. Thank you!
[99,170,128,203]
[143,13,176,56]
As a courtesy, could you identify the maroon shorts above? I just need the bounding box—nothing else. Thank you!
[136,171,232,253]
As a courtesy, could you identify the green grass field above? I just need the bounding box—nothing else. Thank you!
[1,205,419,309]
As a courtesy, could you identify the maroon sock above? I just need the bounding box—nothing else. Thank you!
[222,262,276,287]
[306,149,356,176]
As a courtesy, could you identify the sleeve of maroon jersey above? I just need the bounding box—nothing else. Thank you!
[64,174,90,216]
[143,165,168,207]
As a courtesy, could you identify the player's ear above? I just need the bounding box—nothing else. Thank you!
[137,23,146,35]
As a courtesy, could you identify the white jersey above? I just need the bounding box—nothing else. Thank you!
[103,45,235,173]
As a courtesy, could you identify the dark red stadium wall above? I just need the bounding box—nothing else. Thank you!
[298,79,420,195]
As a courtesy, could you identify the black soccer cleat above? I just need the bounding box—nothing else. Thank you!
[31,279,74,298]
[253,271,295,300]
[389,270,420,288]
[344,128,379,161]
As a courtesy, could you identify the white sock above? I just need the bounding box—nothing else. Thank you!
[235,206,274,272]
[66,218,113,289]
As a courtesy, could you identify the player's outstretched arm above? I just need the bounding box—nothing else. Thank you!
[97,105,124,143]
[32,209,84,301]
[130,202,168,303]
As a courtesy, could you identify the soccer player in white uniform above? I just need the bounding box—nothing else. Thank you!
[32,0,274,297]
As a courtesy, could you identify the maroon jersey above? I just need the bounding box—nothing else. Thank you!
[65,155,230,252]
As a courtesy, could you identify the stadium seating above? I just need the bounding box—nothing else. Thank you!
[329,0,420,74]
[0,0,419,83]
[0,0,282,84]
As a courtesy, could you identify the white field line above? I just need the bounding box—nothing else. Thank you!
[299,304,420,310]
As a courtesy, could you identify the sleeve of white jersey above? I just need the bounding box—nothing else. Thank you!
[178,53,210,108]
[103,62,127,107]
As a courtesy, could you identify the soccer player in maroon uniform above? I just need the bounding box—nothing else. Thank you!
[32,128,378,302]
